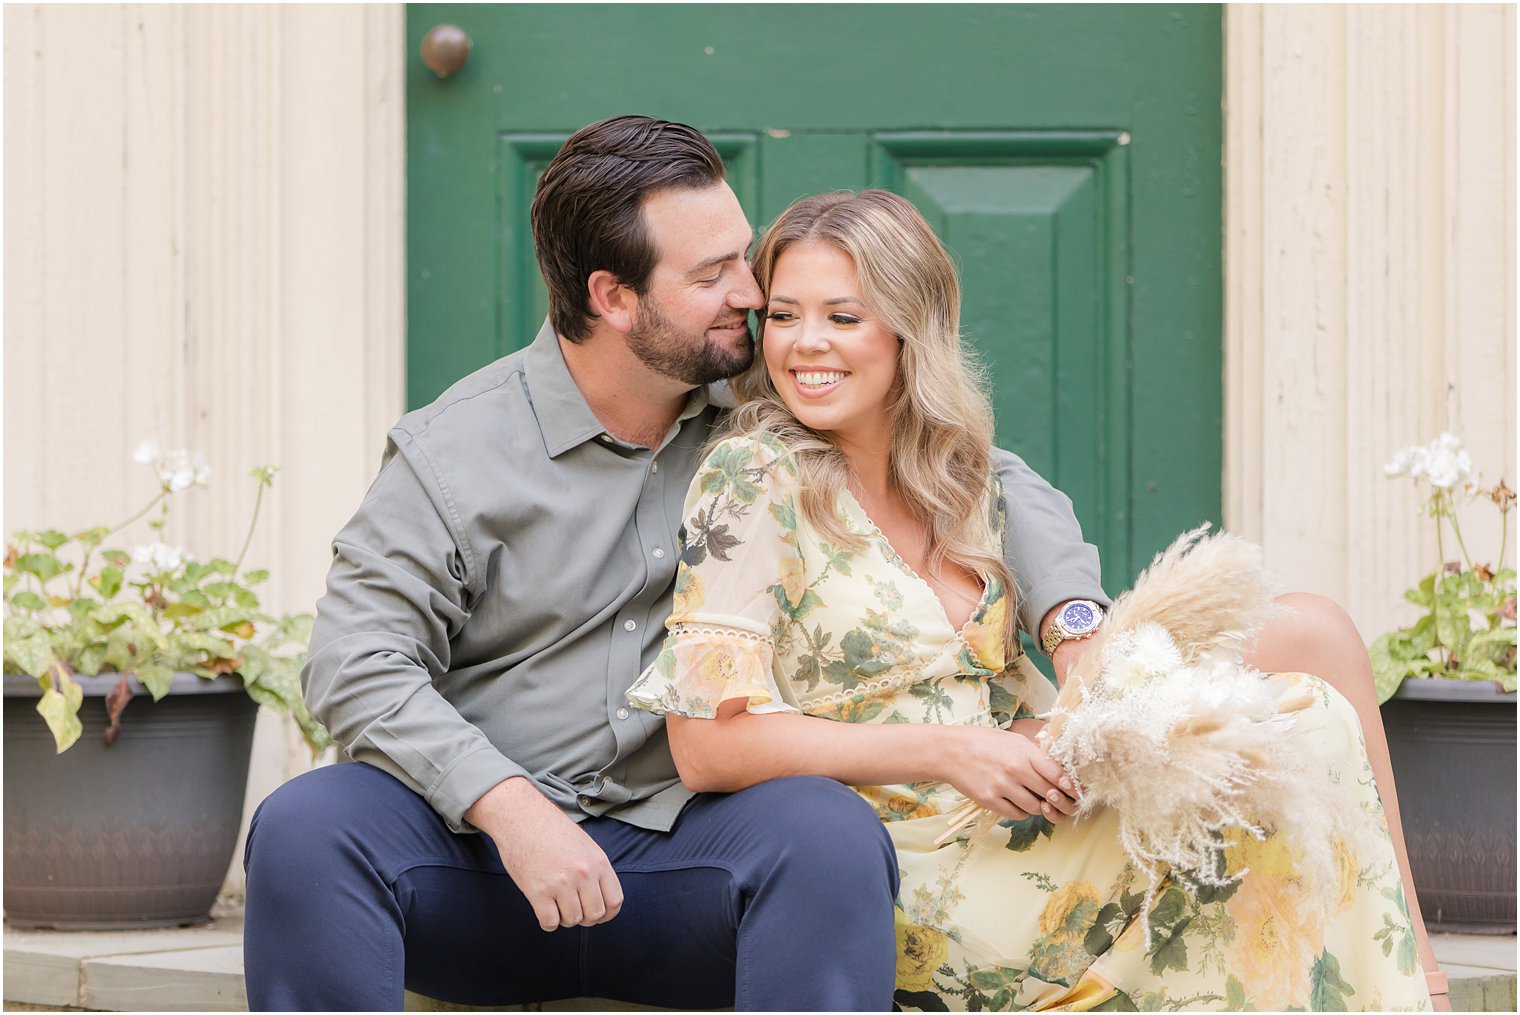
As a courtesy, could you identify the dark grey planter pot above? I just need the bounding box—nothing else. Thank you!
[1380,677,1517,934]
[3,671,258,930]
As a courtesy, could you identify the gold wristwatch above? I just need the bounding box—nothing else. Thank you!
[1040,599,1105,656]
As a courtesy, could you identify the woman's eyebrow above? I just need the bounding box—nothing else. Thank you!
[767,295,800,305]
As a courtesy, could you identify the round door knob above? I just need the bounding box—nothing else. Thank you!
[421,24,471,79]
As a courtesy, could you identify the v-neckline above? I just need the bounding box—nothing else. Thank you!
[837,488,992,640]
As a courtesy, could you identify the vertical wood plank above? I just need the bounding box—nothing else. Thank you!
[3,7,47,525]
[1223,4,1265,545]
[1259,5,1350,602]
[1443,4,1516,575]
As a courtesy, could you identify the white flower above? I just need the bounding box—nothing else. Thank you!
[1384,445,1421,478]
[1422,432,1472,490]
[132,439,163,465]
[133,440,213,491]
[158,450,213,491]
[1102,623,1184,692]
[132,542,187,572]
[1385,433,1473,490]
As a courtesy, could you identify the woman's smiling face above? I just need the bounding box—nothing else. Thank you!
[762,240,901,452]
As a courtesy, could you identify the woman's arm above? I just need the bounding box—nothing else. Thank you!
[668,701,1077,822]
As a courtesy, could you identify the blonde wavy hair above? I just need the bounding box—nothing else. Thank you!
[724,190,1015,654]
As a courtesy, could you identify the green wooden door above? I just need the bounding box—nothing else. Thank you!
[406,4,1223,592]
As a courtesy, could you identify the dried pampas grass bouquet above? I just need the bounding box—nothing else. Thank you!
[1036,525,1365,918]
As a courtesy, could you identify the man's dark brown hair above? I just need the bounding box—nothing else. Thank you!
[530,115,726,343]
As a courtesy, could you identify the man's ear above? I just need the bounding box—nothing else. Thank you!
[587,270,637,335]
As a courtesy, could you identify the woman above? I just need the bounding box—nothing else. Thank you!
[626,190,1431,1011]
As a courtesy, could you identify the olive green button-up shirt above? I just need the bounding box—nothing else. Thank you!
[302,321,1108,834]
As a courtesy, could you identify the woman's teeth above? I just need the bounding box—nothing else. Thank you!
[796,370,846,388]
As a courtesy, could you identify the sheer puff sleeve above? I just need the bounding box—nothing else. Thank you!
[626,434,802,719]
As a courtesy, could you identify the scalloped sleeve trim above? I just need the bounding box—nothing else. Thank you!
[626,626,799,719]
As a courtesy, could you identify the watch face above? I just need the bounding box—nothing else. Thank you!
[1061,600,1100,634]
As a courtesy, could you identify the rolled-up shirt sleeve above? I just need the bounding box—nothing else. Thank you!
[302,428,527,833]
[992,447,1111,639]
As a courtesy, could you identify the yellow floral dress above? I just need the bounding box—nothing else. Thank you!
[627,434,1431,1013]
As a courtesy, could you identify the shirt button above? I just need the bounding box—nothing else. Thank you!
[599,434,613,443]
[651,461,659,473]
[577,794,591,806]
[616,707,630,720]
[652,547,666,559]
[624,619,637,632]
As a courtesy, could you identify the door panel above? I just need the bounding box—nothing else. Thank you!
[406,5,1223,591]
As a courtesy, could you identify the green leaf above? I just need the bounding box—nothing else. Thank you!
[1147,887,1187,933]
[180,605,256,633]
[36,684,82,753]
[892,989,950,1013]
[136,661,174,701]
[172,632,238,659]
[89,565,123,600]
[73,526,110,549]
[1092,992,1140,1012]
[3,619,57,679]
[1308,949,1354,1011]
[999,813,1055,852]
[1084,902,1124,956]
[76,641,109,676]
[206,558,238,575]
[1146,916,1191,976]
[10,590,47,611]
[203,581,241,599]
[35,529,70,550]
[1405,573,1437,607]
[15,552,66,582]
[242,569,269,585]
[101,549,131,568]
[1225,975,1248,1011]
[163,601,204,620]
[1467,625,1517,664]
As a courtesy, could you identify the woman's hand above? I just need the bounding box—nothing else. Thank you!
[940,722,1079,823]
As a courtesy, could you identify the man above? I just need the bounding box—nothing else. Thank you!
[243,115,1440,1010]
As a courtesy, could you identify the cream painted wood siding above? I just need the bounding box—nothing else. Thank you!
[3,4,405,889]
[1226,4,1517,642]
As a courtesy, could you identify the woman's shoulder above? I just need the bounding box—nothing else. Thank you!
[698,430,798,480]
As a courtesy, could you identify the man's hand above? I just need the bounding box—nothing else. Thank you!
[464,777,624,932]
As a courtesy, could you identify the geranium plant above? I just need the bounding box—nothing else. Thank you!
[3,441,330,754]
[1372,432,1517,701]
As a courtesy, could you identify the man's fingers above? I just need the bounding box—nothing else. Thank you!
[599,869,625,922]
[576,880,609,926]
[556,890,583,929]
[530,896,561,933]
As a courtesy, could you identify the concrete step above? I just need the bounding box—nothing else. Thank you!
[4,903,1514,1011]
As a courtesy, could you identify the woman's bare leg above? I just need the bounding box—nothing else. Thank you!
[1245,592,1448,1009]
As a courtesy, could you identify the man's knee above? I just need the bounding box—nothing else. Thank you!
[245,763,414,877]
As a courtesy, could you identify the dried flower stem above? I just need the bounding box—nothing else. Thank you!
[232,480,266,575]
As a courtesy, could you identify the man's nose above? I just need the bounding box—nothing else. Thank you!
[729,261,763,309]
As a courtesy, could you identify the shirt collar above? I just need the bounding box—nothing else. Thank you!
[523,319,715,458]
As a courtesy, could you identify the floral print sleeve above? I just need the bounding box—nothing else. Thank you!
[626,434,802,719]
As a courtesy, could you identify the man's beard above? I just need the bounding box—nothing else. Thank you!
[626,297,754,386]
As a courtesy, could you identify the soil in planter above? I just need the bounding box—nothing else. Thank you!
[3,677,257,930]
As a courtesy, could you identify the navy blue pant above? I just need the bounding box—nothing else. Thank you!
[243,764,899,1011]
